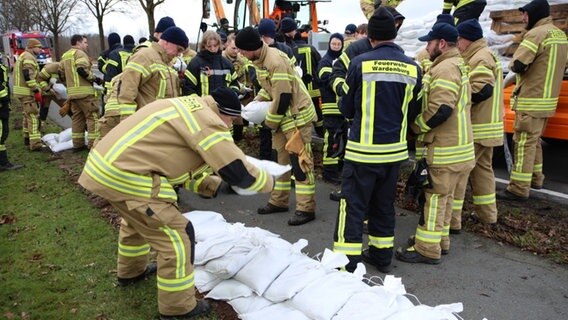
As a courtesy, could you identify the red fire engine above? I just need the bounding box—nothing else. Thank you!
[2,31,53,69]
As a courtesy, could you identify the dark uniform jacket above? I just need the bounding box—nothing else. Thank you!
[104,43,136,86]
[183,50,239,97]
[343,42,422,164]
[330,37,372,97]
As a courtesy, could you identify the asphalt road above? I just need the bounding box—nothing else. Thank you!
[178,178,568,320]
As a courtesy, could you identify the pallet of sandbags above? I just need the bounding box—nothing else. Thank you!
[489,3,568,56]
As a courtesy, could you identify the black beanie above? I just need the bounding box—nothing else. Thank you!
[258,18,277,38]
[519,0,550,30]
[123,35,135,46]
[108,32,120,47]
[435,14,455,27]
[457,19,483,42]
[211,87,241,116]
[280,17,297,33]
[367,7,397,41]
[235,27,263,51]
[155,16,176,33]
[160,27,189,49]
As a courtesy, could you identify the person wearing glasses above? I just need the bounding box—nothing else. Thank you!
[96,26,187,141]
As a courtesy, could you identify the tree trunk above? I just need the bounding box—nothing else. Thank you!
[98,18,105,51]
[53,33,60,61]
[147,5,155,36]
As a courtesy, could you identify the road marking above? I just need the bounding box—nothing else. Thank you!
[495,177,568,200]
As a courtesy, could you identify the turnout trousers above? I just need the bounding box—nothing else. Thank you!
[333,161,400,267]
[451,143,498,229]
[415,160,475,259]
[18,96,42,150]
[322,115,344,181]
[507,113,547,197]
[70,97,100,149]
[110,200,197,316]
[269,124,316,213]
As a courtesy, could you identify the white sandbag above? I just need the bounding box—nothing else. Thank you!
[194,234,237,266]
[205,279,253,301]
[204,241,260,279]
[194,267,222,293]
[384,303,462,320]
[263,254,327,303]
[183,210,226,228]
[41,133,59,147]
[50,140,74,153]
[193,220,231,242]
[333,285,406,320]
[51,83,67,100]
[290,271,369,320]
[228,294,274,315]
[241,100,271,124]
[234,240,306,295]
[231,156,291,195]
[58,128,72,143]
[227,223,282,247]
[240,302,311,320]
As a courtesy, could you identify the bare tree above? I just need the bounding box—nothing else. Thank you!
[138,0,166,36]
[80,0,132,51]
[36,0,77,59]
[0,0,41,31]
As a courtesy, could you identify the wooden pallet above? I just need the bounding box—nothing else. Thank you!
[490,3,568,56]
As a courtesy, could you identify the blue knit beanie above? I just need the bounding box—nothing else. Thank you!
[108,32,121,47]
[258,18,277,38]
[435,14,455,27]
[155,16,176,33]
[280,17,297,33]
[457,19,483,42]
[160,27,189,49]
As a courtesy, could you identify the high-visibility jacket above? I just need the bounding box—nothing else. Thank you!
[78,95,274,203]
[38,62,60,94]
[252,43,316,133]
[412,48,474,167]
[461,39,503,147]
[59,48,96,100]
[104,42,179,118]
[342,42,422,164]
[287,40,321,99]
[443,0,484,13]
[97,43,122,74]
[269,41,296,66]
[510,16,568,118]
[104,44,136,91]
[182,48,197,65]
[13,50,39,98]
[183,50,239,97]
[317,51,341,116]
[222,50,256,91]
[0,64,9,100]
[330,37,373,97]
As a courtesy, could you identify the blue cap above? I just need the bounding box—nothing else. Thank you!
[457,19,483,41]
[258,18,277,38]
[418,23,458,42]
[344,23,357,35]
[280,17,297,33]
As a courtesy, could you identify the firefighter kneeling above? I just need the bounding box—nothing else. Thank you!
[78,87,275,319]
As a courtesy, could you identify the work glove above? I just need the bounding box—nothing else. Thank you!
[301,73,313,85]
[216,181,236,196]
[93,77,104,86]
[33,90,43,105]
[59,101,70,117]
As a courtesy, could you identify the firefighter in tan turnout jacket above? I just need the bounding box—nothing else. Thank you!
[78,88,275,319]
[13,38,43,150]
[397,23,475,264]
[236,27,318,226]
[98,27,187,141]
[59,34,102,151]
[452,19,503,231]
[497,0,568,201]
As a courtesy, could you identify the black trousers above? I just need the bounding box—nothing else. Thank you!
[259,127,273,161]
[333,160,401,266]
[453,1,487,25]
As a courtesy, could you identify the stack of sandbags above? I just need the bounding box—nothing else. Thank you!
[41,128,88,152]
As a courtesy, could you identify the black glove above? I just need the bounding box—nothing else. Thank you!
[301,73,313,85]
[94,77,104,85]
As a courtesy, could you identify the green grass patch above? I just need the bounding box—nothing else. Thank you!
[0,108,216,319]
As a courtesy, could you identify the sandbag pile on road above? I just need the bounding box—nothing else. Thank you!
[185,210,464,320]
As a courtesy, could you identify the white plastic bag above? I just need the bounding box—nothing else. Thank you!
[241,100,271,124]
[51,83,67,100]
[205,279,253,300]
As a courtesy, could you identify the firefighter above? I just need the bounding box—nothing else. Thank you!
[37,62,63,131]
[97,32,121,75]
[280,17,324,138]
[0,61,24,171]
[356,23,368,40]
[78,88,275,320]
[236,27,318,226]
[415,14,455,76]
[104,35,136,94]
[332,7,422,273]
[59,34,103,151]
[453,19,503,231]
[360,0,383,20]
[97,27,186,141]
[443,0,487,25]
[343,24,357,49]
[317,33,345,186]
[182,31,239,97]
[151,16,176,42]
[497,0,568,201]
[396,23,475,264]
[13,38,43,151]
